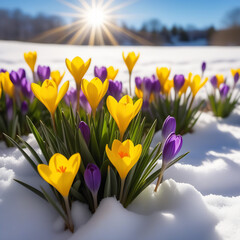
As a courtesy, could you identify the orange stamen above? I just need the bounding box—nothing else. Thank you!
[57,166,67,173]
[118,151,129,158]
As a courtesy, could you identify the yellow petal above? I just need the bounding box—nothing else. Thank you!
[31,83,44,103]
[55,81,69,108]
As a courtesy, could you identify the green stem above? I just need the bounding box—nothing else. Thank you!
[119,178,125,203]
[129,72,132,96]
[188,96,195,110]
[64,196,74,233]
[32,71,36,83]
[76,84,81,114]
[51,113,56,132]
[154,167,165,192]
[92,192,98,212]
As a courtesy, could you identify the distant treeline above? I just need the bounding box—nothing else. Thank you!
[0,9,63,41]
[0,8,240,46]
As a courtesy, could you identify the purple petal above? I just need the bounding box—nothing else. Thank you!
[162,116,176,140]
[84,164,101,194]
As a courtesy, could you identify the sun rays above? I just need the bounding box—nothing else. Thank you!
[32,0,152,45]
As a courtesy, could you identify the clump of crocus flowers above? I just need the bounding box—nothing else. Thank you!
[208,70,240,118]
[5,51,190,235]
[135,66,208,134]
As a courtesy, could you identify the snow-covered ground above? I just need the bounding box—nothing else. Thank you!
[0,41,240,240]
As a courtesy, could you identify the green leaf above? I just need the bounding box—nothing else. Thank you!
[3,133,38,173]
[26,116,48,161]
[14,179,46,200]
[17,135,43,164]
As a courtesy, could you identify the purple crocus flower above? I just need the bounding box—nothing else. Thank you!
[80,91,92,115]
[37,65,50,82]
[94,66,107,82]
[108,80,122,101]
[21,101,28,115]
[210,76,217,89]
[152,75,161,93]
[162,132,182,165]
[65,88,77,111]
[220,84,230,100]
[0,69,7,73]
[6,97,13,121]
[10,68,26,86]
[135,77,143,89]
[79,121,90,145]
[173,74,185,93]
[21,78,34,101]
[143,77,154,93]
[202,62,206,73]
[84,164,101,194]
[234,73,239,84]
[162,116,176,141]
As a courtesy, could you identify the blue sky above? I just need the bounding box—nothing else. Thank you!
[1,0,240,29]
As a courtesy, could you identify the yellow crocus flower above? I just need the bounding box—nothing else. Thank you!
[163,79,173,96]
[179,72,192,95]
[156,67,171,87]
[105,139,142,179]
[51,70,65,87]
[31,79,69,115]
[189,75,208,97]
[24,51,37,72]
[216,74,225,88]
[81,77,109,116]
[38,153,81,197]
[107,66,119,80]
[107,95,143,140]
[0,72,14,98]
[231,69,240,77]
[65,56,91,86]
[122,52,140,74]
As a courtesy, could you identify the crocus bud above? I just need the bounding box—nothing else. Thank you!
[10,71,20,85]
[21,78,34,100]
[202,62,206,73]
[220,83,230,100]
[135,76,142,89]
[10,69,26,86]
[234,72,239,84]
[84,164,101,194]
[37,65,50,82]
[162,132,182,165]
[65,88,77,111]
[174,74,185,93]
[162,116,176,141]
[152,75,161,92]
[210,76,217,89]
[79,121,90,145]
[6,97,13,121]
[94,66,107,82]
[108,80,122,101]
[18,68,26,80]
[80,91,92,115]
[143,77,153,92]
[21,101,28,115]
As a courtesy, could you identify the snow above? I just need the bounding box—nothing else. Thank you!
[1,40,240,240]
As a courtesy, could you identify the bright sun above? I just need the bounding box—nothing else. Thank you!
[86,7,106,27]
[35,0,150,45]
